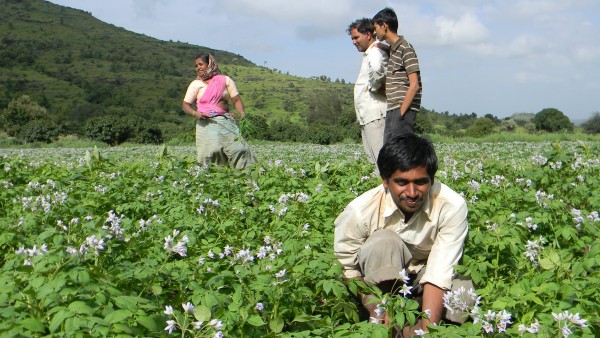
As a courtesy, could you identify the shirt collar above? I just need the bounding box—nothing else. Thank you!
[382,182,434,222]
[390,35,405,50]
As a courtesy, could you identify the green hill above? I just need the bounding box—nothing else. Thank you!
[0,0,354,142]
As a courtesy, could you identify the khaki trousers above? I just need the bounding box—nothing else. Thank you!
[357,228,474,323]
[360,118,385,164]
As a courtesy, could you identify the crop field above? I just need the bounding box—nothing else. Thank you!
[0,141,598,337]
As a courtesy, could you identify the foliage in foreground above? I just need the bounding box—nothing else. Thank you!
[0,142,598,337]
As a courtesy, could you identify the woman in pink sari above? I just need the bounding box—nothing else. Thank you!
[182,54,256,168]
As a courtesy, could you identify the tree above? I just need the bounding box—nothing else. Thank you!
[21,120,59,143]
[534,108,574,132]
[415,109,433,134]
[501,119,517,132]
[304,90,342,126]
[466,117,496,137]
[84,115,129,146]
[581,112,600,134]
[1,95,49,137]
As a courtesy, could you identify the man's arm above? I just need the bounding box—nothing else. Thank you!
[401,282,445,337]
[367,48,387,93]
[399,71,420,116]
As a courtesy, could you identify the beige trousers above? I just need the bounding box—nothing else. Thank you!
[360,118,385,164]
[357,228,475,323]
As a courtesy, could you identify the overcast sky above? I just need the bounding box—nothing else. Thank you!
[47,0,599,122]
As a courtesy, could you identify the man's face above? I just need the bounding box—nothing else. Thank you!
[372,22,387,41]
[349,28,372,52]
[382,166,432,218]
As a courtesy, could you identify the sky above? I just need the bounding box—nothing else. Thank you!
[47,0,600,122]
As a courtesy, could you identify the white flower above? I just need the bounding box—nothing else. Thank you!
[182,302,195,314]
[399,269,410,284]
[275,269,286,278]
[164,305,174,316]
[164,320,177,333]
[193,321,204,329]
[255,302,264,311]
[209,319,223,330]
[414,328,426,336]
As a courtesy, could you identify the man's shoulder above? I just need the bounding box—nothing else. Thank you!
[430,181,466,208]
[346,184,385,211]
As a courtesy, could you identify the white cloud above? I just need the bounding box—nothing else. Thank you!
[434,12,489,46]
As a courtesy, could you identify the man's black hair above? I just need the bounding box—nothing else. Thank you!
[347,18,374,35]
[377,133,438,180]
[372,7,398,33]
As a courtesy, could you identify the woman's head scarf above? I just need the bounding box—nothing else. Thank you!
[197,54,221,80]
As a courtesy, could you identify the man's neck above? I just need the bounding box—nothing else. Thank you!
[386,33,400,46]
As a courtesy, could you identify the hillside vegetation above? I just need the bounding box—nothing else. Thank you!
[1,0,597,146]
[0,0,355,143]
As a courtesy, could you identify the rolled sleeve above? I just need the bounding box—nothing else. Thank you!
[367,49,386,93]
[420,202,468,290]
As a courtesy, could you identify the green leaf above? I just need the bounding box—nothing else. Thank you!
[49,310,75,333]
[137,315,162,330]
[113,296,139,311]
[247,315,265,327]
[269,317,284,333]
[105,309,132,324]
[20,318,45,333]
[68,301,94,315]
[194,305,211,322]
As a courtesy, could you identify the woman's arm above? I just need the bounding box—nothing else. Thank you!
[181,101,203,119]
[230,95,245,119]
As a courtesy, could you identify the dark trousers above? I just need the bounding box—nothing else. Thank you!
[383,108,416,145]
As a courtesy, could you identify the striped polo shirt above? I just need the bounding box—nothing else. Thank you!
[385,36,422,112]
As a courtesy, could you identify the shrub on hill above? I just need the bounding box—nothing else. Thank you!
[535,108,574,132]
[21,119,59,143]
[581,112,600,134]
[84,115,163,146]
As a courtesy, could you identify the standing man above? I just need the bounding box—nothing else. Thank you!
[347,18,389,164]
[334,134,472,336]
[372,7,422,143]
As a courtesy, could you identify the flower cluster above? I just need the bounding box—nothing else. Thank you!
[164,229,189,257]
[477,309,512,334]
[102,210,126,239]
[534,190,554,208]
[524,236,545,266]
[552,310,588,337]
[518,320,540,334]
[16,244,48,266]
[516,216,538,231]
[443,286,480,317]
[571,208,599,230]
[163,302,224,337]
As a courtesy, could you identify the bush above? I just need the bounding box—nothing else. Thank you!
[84,115,163,145]
[1,95,49,137]
[84,115,129,146]
[268,120,308,143]
[20,120,59,143]
[581,112,600,134]
[466,118,496,138]
[534,108,574,132]
[242,114,270,140]
[305,123,344,145]
[415,110,434,134]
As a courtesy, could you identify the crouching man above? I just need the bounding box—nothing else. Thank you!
[334,134,473,336]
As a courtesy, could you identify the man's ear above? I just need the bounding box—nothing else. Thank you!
[381,176,389,188]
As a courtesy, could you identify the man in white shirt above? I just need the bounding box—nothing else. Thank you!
[334,134,473,335]
[347,18,389,164]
